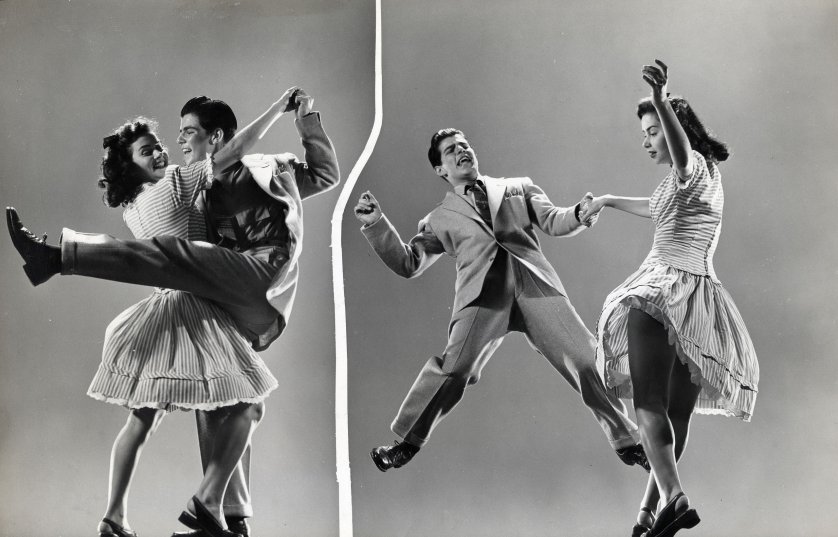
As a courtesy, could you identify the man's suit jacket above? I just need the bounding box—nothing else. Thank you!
[362,175,583,314]
[210,112,340,350]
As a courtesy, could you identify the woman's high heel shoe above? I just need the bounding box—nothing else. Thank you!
[178,495,242,537]
[645,492,700,537]
[631,506,655,537]
[99,518,138,537]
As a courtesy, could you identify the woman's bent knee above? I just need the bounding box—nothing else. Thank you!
[128,407,166,438]
[244,401,265,423]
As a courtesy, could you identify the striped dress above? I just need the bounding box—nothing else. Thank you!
[87,161,278,411]
[596,151,759,421]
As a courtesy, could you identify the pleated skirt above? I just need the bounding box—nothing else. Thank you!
[596,263,759,421]
[88,288,277,411]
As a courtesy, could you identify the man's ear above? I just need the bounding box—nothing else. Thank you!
[209,128,226,145]
[434,165,447,179]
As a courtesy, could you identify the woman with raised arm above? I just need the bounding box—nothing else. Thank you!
[581,61,759,537]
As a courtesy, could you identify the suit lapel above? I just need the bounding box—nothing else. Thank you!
[441,191,492,232]
[485,176,505,224]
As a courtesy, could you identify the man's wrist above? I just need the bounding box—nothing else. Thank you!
[361,213,383,229]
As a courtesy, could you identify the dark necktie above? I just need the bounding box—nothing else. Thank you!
[467,180,491,225]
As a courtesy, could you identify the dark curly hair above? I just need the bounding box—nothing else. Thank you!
[98,117,162,207]
[637,96,730,163]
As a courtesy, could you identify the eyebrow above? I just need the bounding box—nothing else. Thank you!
[443,139,468,152]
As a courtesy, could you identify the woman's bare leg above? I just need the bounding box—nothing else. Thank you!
[99,408,166,532]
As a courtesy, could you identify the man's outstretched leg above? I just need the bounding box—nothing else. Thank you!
[372,256,514,472]
[8,208,280,343]
[514,266,648,471]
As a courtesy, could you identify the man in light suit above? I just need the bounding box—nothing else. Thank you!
[8,90,340,537]
[354,128,647,472]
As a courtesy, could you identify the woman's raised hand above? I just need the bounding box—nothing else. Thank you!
[642,59,669,103]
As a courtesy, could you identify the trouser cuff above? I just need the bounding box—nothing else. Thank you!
[59,227,79,275]
[392,420,427,448]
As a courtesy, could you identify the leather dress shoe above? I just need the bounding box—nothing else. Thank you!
[6,207,61,285]
[616,444,651,472]
[370,441,419,472]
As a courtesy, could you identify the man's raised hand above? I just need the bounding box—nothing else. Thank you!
[354,191,382,226]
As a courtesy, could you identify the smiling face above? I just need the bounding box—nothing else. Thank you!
[177,113,215,165]
[434,133,479,185]
[640,112,672,166]
[130,134,168,182]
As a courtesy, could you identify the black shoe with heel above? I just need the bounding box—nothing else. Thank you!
[172,514,250,537]
[178,496,242,537]
[6,207,61,286]
[370,440,419,472]
[99,518,138,537]
[644,492,700,537]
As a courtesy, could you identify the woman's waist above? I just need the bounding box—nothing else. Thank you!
[641,250,716,279]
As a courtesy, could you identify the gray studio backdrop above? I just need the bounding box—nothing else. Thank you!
[2,1,838,537]
[343,1,837,536]
[0,1,373,536]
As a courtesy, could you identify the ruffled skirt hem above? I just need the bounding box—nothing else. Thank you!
[596,265,759,421]
[87,366,278,412]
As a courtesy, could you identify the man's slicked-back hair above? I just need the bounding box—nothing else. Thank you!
[428,128,465,168]
[180,96,238,142]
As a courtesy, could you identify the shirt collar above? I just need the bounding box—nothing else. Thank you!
[455,175,487,195]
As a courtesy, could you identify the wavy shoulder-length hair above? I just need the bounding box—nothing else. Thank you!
[637,96,729,163]
[98,117,161,207]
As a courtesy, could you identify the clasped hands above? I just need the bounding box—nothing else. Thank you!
[277,86,314,118]
[578,192,606,227]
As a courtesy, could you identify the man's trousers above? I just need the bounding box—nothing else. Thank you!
[392,249,638,450]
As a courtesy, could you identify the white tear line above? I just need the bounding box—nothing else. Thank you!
[331,1,381,536]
